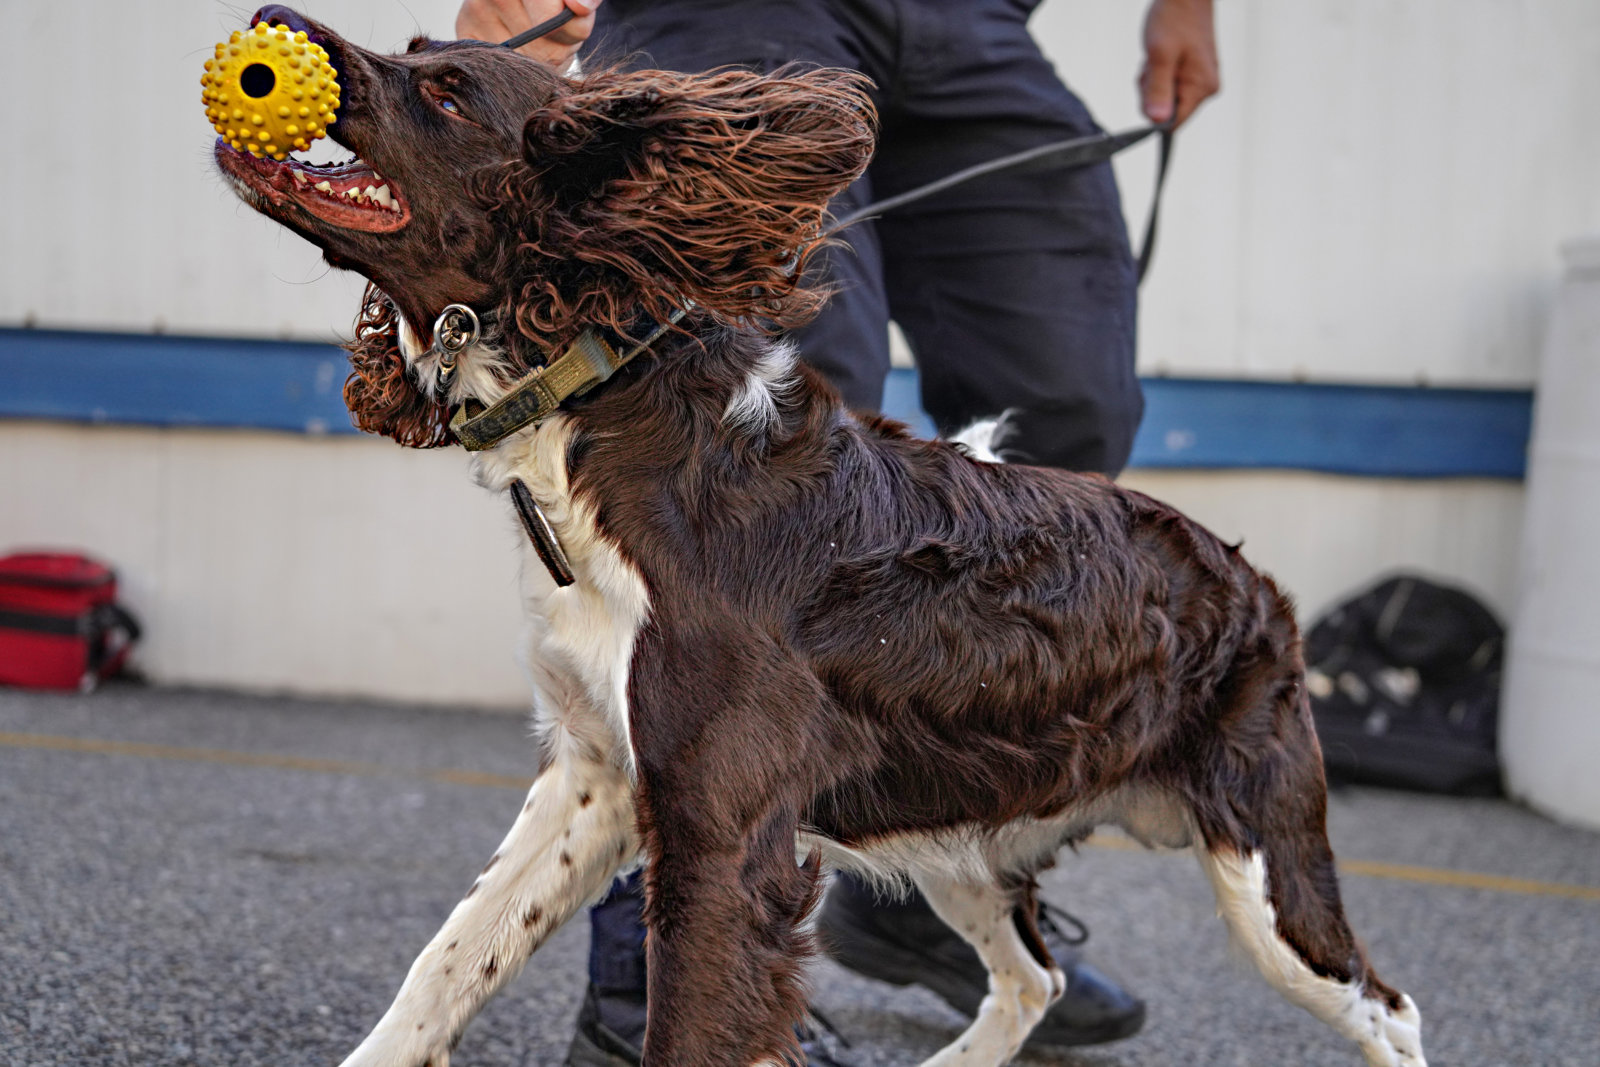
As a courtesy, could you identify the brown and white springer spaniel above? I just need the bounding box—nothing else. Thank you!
[216,8,1424,1066]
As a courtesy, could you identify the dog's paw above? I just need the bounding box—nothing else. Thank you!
[1358,993,1425,1067]
[336,1017,454,1067]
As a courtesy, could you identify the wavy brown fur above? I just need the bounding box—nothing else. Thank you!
[342,284,454,449]
[472,65,876,367]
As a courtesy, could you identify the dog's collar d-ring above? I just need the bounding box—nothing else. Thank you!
[431,303,485,389]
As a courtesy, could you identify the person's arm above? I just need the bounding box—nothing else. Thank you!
[456,0,602,68]
[1139,0,1220,128]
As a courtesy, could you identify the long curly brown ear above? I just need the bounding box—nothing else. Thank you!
[481,64,876,347]
[342,284,454,448]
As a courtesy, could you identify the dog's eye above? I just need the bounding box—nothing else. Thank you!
[423,84,472,123]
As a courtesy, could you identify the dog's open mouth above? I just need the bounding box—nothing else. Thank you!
[218,143,409,234]
[214,10,408,236]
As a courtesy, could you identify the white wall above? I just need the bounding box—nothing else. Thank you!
[1,0,466,343]
[5,1,1597,389]
[0,422,530,707]
[1039,0,1600,385]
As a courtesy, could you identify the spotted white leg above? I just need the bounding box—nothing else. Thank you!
[338,743,637,1067]
[1197,848,1426,1067]
[914,879,1063,1067]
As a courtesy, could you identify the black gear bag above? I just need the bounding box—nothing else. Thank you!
[1304,575,1504,796]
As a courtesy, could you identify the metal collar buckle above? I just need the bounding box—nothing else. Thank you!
[432,303,482,387]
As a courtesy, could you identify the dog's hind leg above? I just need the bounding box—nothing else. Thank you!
[337,734,637,1067]
[1195,845,1424,1066]
[1192,693,1425,1066]
[912,878,1063,1067]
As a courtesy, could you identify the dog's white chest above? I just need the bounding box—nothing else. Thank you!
[472,417,651,768]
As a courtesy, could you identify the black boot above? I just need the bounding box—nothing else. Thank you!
[564,984,648,1067]
[816,874,1145,1048]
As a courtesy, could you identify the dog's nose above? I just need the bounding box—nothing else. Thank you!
[251,5,311,36]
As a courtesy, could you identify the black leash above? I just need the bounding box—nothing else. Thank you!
[501,8,577,52]
[830,124,1175,284]
[501,11,1175,280]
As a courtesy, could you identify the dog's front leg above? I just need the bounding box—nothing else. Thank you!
[338,741,636,1067]
[637,799,819,1067]
[617,652,838,1062]
[625,626,842,1067]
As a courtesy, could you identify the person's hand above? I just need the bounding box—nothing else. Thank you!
[456,0,602,69]
[1139,0,1219,128]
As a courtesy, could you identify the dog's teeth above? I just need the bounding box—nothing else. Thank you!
[314,180,333,193]
[290,170,308,186]
[373,184,393,209]
[344,187,360,199]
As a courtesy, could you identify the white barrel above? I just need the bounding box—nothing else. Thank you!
[1501,234,1600,829]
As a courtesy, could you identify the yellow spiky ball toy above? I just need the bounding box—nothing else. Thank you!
[201,22,340,161]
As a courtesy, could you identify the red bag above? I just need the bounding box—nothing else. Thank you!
[0,552,141,692]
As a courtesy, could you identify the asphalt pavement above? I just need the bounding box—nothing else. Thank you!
[2,684,1598,1067]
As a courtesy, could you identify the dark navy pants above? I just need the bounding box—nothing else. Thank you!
[582,0,1141,1002]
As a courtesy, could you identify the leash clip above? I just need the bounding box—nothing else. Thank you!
[432,303,482,387]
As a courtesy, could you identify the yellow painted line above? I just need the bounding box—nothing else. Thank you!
[6,730,1598,902]
[428,766,538,790]
[0,730,535,792]
[1336,858,1600,902]
[1078,832,1600,902]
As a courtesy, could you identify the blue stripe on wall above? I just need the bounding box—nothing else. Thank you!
[1126,376,1532,479]
[1,328,1532,479]
[2,328,353,436]
[886,369,1531,478]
